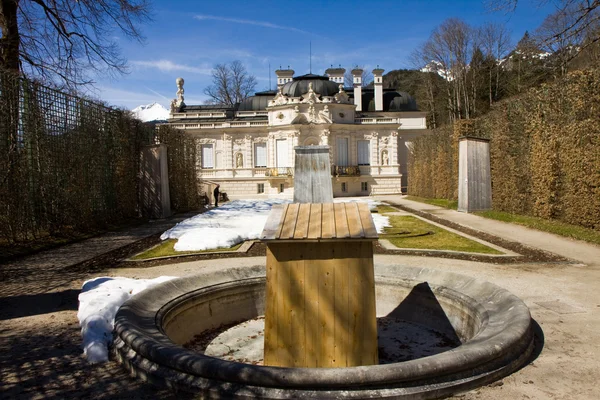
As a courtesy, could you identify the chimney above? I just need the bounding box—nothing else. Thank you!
[351,68,363,111]
[325,65,345,85]
[275,67,294,89]
[372,67,385,111]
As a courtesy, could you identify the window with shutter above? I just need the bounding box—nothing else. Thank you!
[201,144,214,168]
[254,143,267,167]
[357,140,370,165]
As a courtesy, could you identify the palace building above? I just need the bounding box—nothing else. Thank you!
[167,67,429,199]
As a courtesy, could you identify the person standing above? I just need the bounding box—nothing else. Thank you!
[213,184,220,207]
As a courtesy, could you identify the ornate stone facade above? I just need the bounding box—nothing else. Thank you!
[167,68,428,199]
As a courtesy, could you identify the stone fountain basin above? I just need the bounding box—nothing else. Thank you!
[114,264,533,399]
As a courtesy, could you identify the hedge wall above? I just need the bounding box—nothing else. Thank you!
[408,69,600,230]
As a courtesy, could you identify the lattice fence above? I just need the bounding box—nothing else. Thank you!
[0,70,201,244]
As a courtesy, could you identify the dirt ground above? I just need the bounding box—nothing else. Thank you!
[1,215,600,399]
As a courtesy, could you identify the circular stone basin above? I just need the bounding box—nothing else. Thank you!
[114,264,534,399]
[189,316,461,365]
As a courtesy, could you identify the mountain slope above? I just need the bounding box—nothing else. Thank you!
[132,103,169,122]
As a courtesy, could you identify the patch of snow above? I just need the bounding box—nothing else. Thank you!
[161,198,390,252]
[77,276,175,363]
[161,199,292,251]
[131,102,169,122]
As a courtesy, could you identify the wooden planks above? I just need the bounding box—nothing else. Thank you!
[264,242,378,368]
[261,202,379,241]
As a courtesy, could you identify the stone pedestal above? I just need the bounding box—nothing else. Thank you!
[261,202,378,368]
[458,137,492,213]
[293,146,333,203]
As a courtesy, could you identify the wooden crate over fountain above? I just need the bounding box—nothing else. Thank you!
[260,201,379,368]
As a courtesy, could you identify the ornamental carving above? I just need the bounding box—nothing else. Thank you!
[301,82,320,105]
[198,138,216,144]
[245,135,252,141]
[269,86,290,106]
[223,133,232,141]
[391,131,398,137]
[254,137,268,143]
[321,129,331,137]
[234,138,245,145]
[318,105,332,124]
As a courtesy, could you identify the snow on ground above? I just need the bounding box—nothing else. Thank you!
[77,276,175,363]
[161,199,292,251]
[161,197,390,252]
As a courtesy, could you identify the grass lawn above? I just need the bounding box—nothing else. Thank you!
[374,204,399,214]
[475,210,600,246]
[405,196,458,210]
[380,214,501,254]
[131,239,243,260]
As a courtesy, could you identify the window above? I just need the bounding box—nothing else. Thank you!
[336,137,348,166]
[254,143,267,167]
[341,182,347,193]
[357,140,370,165]
[279,183,285,193]
[361,182,368,192]
[258,183,265,194]
[201,144,214,168]
[276,139,288,167]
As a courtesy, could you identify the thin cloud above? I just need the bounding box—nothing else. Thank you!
[194,14,312,35]
[145,86,171,102]
[131,60,212,75]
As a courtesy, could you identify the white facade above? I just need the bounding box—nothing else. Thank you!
[168,68,429,199]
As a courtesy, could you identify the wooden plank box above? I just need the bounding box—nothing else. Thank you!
[260,202,379,368]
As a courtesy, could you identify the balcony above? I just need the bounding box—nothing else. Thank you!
[332,165,361,177]
[265,167,294,178]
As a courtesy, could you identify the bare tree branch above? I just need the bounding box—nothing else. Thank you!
[1,0,152,88]
[203,61,257,106]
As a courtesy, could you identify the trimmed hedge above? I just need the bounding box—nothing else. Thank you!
[408,69,600,230]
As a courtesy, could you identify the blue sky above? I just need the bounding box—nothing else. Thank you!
[91,0,558,110]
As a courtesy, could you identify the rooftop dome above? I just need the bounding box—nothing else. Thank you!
[237,90,276,112]
[281,74,341,97]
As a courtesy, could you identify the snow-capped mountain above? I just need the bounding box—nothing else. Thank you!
[131,103,170,122]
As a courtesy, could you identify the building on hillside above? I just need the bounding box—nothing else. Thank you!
[167,67,429,199]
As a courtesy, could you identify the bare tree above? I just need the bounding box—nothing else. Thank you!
[0,0,151,87]
[203,60,257,106]
[479,22,512,104]
[343,66,373,87]
[535,3,590,75]
[415,18,474,121]
[489,0,600,62]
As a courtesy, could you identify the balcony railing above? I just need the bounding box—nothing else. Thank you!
[332,165,361,177]
[171,121,269,130]
[354,117,399,124]
[265,167,294,177]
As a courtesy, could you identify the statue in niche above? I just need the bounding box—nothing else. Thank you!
[318,105,332,123]
[235,153,243,168]
[382,150,389,165]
